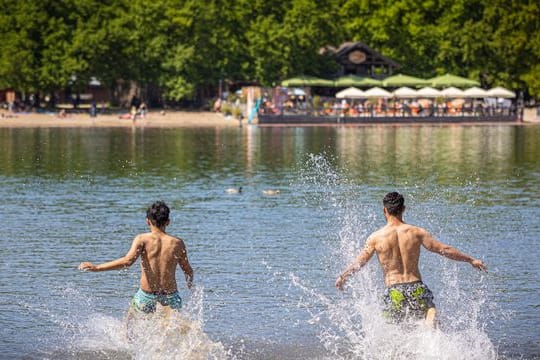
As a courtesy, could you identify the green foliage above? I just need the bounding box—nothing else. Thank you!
[312,95,322,109]
[220,102,232,116]
[231,106,242,119]
[0,0,538,99]
[161,44,196,100]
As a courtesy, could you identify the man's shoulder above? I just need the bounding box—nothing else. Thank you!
[369,227,386,239]
[164,234,185,247]
[402,223,428,234]
[368,226,389,240]
[134,232,153,241]
[368,227,390,244]
[371,223,427,239]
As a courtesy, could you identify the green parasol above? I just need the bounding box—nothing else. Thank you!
[333,75,382,87]
[281,75,334,87]
[382,74,428,88]
[428,73,480,88]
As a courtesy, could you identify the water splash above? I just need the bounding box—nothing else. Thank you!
[292,153,498,360]
[26,286,230,359]
[127,310,227,359]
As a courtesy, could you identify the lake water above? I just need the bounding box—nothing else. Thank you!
[0,123,538,359]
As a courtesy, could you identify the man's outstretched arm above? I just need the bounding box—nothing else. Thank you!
[79,236,143,272]
[177,240,194,289]
[336,237,376,290]
[421,230,487,271]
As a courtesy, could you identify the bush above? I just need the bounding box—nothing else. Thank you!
[231,106,243,119]
[221,102,232,116]
[312,95,321,110]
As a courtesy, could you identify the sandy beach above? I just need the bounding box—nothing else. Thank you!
[0,110,244,128]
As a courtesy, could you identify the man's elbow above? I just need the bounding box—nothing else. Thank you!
[439,245,454,256]
[123,256,137,267]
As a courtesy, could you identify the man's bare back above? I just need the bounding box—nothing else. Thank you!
[134,231,192,294]
[335,192,487,326]
[369,222,424,287]
[79,201,193,313]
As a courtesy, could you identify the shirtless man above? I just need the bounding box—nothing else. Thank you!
[335,192,487,327]
[79,201,194,314]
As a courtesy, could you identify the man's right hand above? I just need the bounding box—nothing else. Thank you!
[335,274,347,291]
[471,259,488,271]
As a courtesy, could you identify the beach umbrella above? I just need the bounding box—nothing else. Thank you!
[336,87,366,99]
[416,87,442,98]
[334,75,382,87]
[281,75,334,87]
[486,86,516,98]
[89,77,101,86]
[429,73,480,88]
[440,87,465,98]
[462,87,488,98]
[382,74,428,88]
[392,87,418,98]
[363,87,392,98]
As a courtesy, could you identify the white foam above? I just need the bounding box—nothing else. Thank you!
[71,287,230,359]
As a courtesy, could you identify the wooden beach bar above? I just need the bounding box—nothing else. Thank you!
[257,83,519,125]
[257,42,520,125]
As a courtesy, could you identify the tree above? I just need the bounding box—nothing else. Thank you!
[0,0,538,103]
[0,0,47,93]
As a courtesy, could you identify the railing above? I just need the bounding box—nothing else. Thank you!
[258,105,518,124]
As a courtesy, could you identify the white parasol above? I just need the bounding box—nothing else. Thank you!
[440,87,465,98]
[462,87,488,98]
[363,87,392,98]
[336,87,366,99]
[392,87,418,98]
[416,87,442,98]
[486,87,516,98]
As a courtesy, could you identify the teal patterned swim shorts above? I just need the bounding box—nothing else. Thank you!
[131,288,183,313]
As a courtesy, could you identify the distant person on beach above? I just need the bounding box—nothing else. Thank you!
[335,192,487,328]
[89,101,97,117]
[130,105,138,121]
[139,102,147,118]
[213,98,221,112]
[79,201,194,314]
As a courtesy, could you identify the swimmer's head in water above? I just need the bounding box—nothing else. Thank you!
[383,192,405,216]
[146,201,170,227]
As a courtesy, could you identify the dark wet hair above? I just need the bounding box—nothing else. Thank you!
[383,192,405,216]
[146,201,170,227]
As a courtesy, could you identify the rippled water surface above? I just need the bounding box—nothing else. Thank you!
[0,123,539,359]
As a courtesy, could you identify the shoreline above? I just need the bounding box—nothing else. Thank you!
[0,108,537,128]
[0,110,244,128]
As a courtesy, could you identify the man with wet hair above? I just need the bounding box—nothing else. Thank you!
[336,192,487,327]
[79,201,194,314]
[382,191,405,216]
